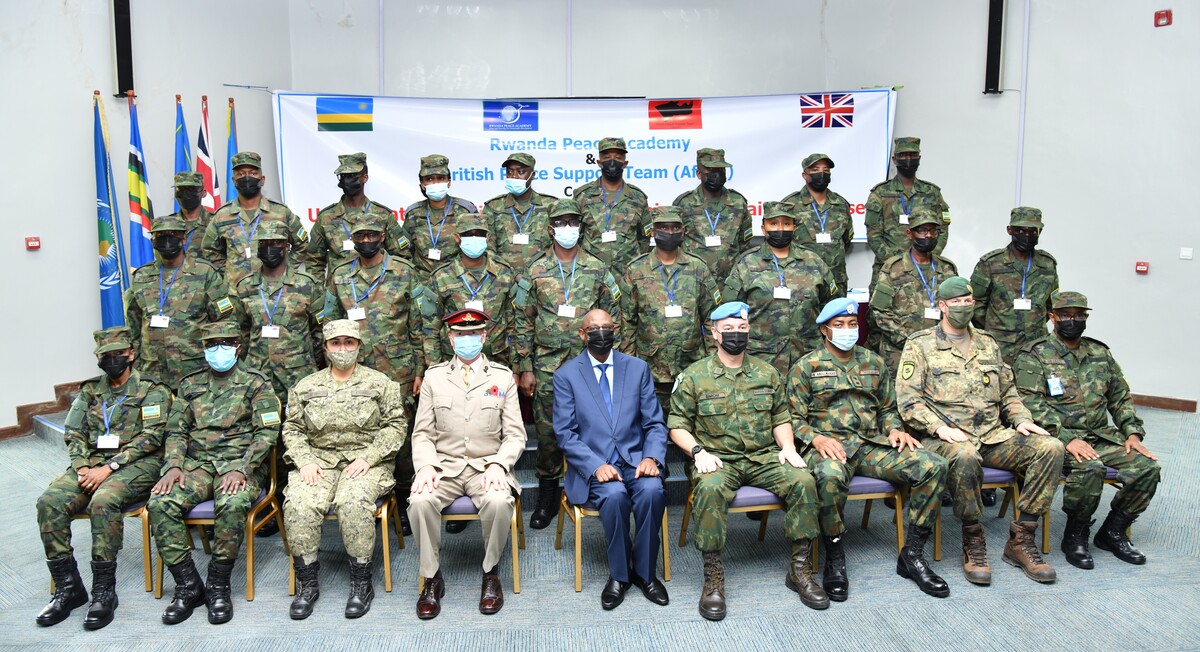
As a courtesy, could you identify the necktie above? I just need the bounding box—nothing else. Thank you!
[463,364,473,388]
[597,363,613,416]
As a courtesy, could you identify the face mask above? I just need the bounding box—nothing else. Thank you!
[423,182,449,201]
[154,235,183,260]
[204,345,238,372]
[453,334,484,360]
[827,327,858,352]
[234,176,262,197]
[354,240,382,258]
[459,236,488,259]
[912,236,937,254]
[765,229,794,249]
[1056,319,1086,341]
[505,178,529,196]
[177,190,203,211]
[896,159,920,178]
[702,170,726,193]
[326,348,358,371]
[1012,233,1039,254]
[553,225,580,249]
[97,354,132,379]
[338,176,364,195]
[806,172,831,192]
[600,159,624,182]
[717,330,749,356]
[586,329,615,358]
[655,232,683,252]
[257,244,286,268]
[946,305,974,330]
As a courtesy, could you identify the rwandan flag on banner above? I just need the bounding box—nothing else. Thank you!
[94,92,127,328]
[316,97,373,131]
[173,96,192,211]
[127,95,155,268]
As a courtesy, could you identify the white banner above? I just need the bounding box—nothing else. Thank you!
[272,90,897,239]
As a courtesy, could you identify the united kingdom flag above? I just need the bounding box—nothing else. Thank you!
[800,93,855,128]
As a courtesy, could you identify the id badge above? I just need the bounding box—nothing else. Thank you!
[97,434,120,449]
[815,232,832,244]
[342,239,355,251]
[465,300,485,311]
[348,307,367,321]
[1013,298,1032,311]
[557,304,576,318]
[773,286,791,300]
[150,315,170,329]
[261,325,281,339]
[601,230,618,243]
[512,233,530,245]
[1047,376,1064,396]
[898,214,910,225]
[705,235,722,248]
[648,236,656,247]
[924,307,942,320]
[244,246,254,259]
[664,304,683,318]
[427,248,442,261]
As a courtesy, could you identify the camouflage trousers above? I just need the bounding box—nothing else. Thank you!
[689,458,819,552]
[924,432,1065,522]
[804,442,946,536]
[1062,440,1161,519]
[147,467,265,566]
[36,457,159,561]
[141,357,206,393]
[533,370,563,480]
[284,462,395,559]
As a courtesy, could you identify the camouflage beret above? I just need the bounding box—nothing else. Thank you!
[200,320,242,341]
[649,206,684,225]
[502,153,536,168]
[549,198,582,219]
[936,276,972,301]
[419,154,450,177]
[93,326,133,355]
[172,171,203,188]
[696,148,730,168]
[894,137,921,154]
[323,319,362,342]
[1051,291,1090,311]
[1010,207,1044,229]
[150,216,188,233]
[761,201,796,222]
[598,137,627,153]
[802,153,835,170]
[455,213,489,234]
[251,220,291,242]
[230,151,262,170]
[335,152,367,175]
[906,205,943,229]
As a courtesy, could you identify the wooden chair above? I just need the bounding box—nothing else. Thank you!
[417,492,526,594]
[289,494,404,594]
[932,466,1020,560]
[677,483,783,547]
[555,491,672,593]
[846,475,906,554]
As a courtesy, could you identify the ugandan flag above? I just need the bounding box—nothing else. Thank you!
[316,97,373,132]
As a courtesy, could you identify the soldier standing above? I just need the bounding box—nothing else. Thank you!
[483,153,557,274]
[865,137,951,287]
[574,137,651,270]
[308,152,409,283]
[163,171,216,267]
[781,153,854,291]
[672,148,753,282]
[402,154,477,278]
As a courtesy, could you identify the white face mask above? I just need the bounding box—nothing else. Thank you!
[553,225,580,249]
[424,182,449,201]
[827,327,858,352]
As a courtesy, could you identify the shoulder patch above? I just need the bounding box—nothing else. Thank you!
[141,404,162,420]
[404,201,424,214]
[711,287,722,305]
[260,411,282,427]
[216,297,234,314]
[454,197,478,213]
[941,211,951,224]
[295,226,309,241]
[979,248,1007,262]
[901,361,915,380]
[395,235,410,250]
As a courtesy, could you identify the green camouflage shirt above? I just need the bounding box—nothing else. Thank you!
[307,196,409,283]
[780,186,854,289]
[283,365,407,469]
[672,185,754,282]
[201,197,316,286]
[161,208,216,269]
[868,251,959,368]
[425,254,518,368]
[788,346,903,454]
[400,197,477,277]
[63,370,171,472]
[970,246,1059,363]
[482,191,557,273]
[865,176,950,274]
[573,179,651,270]
[233,266,326,394]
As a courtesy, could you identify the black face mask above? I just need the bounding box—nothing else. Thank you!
[354,240,382,258]
[97,354,132,379]
[1012,233,1039,254]
[655,232,683,252]
[257,244,287,268]
[1056,319,1086,341]
[176,190,203,211]
[586,329,615,358]
[153,235,183,260]
[764,229,794,249]
[718,331,749,356]
[912,236,937,254]
[234,176,262,197]
[806,172,831,193]
[600,160,624,182]
[896,159,920,178]
[338,176,364,195]
[702,170,726,193]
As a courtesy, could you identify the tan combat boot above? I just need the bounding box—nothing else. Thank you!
[785,539,830,610]
[699,552,726,621]
[962,523,992,585]
[1002,520,1057,583]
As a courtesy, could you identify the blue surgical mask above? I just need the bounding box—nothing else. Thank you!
[453,334,484,361]
[553,225,580,249]
[460,236,487,259]
[828,327,858,352]
[424,182,449,201]
[204,344,238,372]
[504,178,529,196]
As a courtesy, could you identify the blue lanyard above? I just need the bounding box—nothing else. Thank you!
[340,201,374,239]
[237,209,263,245]
[350,252,390,305]
[556,256,577,304]
[158,263,183,315]
[460,271,491,300]
[810,202,830,234]
[769,254,786,288]
[601,184,623,230]
[911,251,938,307]
[510,203,535,234]
[101,395,127,435]
[898,194,912,216]
[659,264,680,303]
[704,208,722,236]
[1019,254,1033,298]
[258,284,285,325]
[183,227,197,253]
[426,201,451,247]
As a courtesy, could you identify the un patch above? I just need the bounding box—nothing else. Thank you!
[260,411,282,427]
[901,362,915,380]
[141,405,161,420]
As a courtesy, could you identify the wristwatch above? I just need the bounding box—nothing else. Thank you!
[108,461,120,471]
[690,445,704,457]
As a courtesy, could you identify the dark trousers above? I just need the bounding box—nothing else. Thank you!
[587,459,665,583]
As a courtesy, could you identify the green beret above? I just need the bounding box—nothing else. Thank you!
[907,205,943,228]
[549,198,581,219]
[230,151,262,170]
[172,171,203,188]
[335,152,367,175]
[93,326,133,355]
[200,321,241,341]
[894,136,921,154]
[802,153,835,169]
[936,276,972,301]
[1010,207,1044,229]
[151,216,187,234]
[1051,291,1090,311]
[649,206,683,225]
[598,137,627,153]
[696,148,730,169]
[419,154,450,177]
[503,153,536,168]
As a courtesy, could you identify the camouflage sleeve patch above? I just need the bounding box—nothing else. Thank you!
[869,282,894,309]
[295,225,309,241]
[712,288,722,305]
[216,297,234,314]
[604,271,621,301]
[396,235,410,250]
[260,410,281,427]
[141,404,162,420]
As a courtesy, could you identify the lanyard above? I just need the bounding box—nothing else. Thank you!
[898,194,912,216]
[258,284,285,325]
[237,209,263,245]
[1019,254,1033,299]
[183,227,197,252]
[158,263,183,315]
[460,271,491,300]
[426,201,451,247]
[339,200,374,239]
[556,256,578,304]
[350,252,390,305]
[101,395,127,435]
[769,254,786,288]
[510,203,535,234]
[601,184,623,230]
[704,208,722,236]
[810,202,830,234]
[659,264,680,303]
[911,251,938,307]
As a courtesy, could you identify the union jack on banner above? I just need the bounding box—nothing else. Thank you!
[800,93,854,128]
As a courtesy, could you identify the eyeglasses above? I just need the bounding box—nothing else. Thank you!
[206,339,238,348]
[1055,313,1089,322]
[551,218,582,228]
[582,326,614,334]
[912,227,941,237]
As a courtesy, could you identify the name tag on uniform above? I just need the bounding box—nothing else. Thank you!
[348,307,367,321]
[924,307,942,320]
[558,304,576,318]
[512,233,529,245]
[97,434,119,449]
[150,315,170,328]
[244,246,254,259]
[705,235,722,248]
[261,325,281,338]
[1014,298,1032,311]
[815,232,832,244]
[601,230,618,243]
[342,239,355,251]
[774,286,791,300]
[898,214,910,225]
[648,237,656,247]
[465,300,484,311]
[427,248,442,260]
[664,304,683,318]
[1047,376,1064,396]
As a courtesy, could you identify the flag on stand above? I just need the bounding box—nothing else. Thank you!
[196,95,221,211]
[172,95,192,212]
[225,97,239,203]
[94,91,127,327]
[127,94,155,268]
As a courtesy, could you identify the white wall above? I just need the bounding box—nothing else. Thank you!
[1,0,1195,428]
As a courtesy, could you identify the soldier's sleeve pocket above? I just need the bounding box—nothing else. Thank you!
[869,284,894,309]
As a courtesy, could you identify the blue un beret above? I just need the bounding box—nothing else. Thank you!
[816,297,859,325]
[710,301,750,322]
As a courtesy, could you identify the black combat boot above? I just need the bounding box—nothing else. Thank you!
[162,558,206,625]
[36,557,88,626]
[290,557,320,620]
[529,478,559,530]
[1061,516,1095,569]
[205,560,235,624]
[821,535,849,602]
[83,560,118,630]
[345,558,375,618]
[785,539,830,610]
[896,525,950,598]
[1094,510,1146,565]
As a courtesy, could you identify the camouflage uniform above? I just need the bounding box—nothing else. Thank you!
[970,208,1059,364]
[669,353,820,550]
[402,155,478,278]
[147,323,282,566]
[482,153,557,273]
[574,138,651,270]
[37,329,170,562]
[895,324,1064,521]
[788,345,945,535]
[165,171,216,268]
[781,172,855,291]
[125,216,235,390]
[865,138,951,284]
[672,148,754,282]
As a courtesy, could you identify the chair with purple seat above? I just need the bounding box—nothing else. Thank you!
[847,475,905,554]
[556,492,671,593]
[677,484,784,548]
[422,493,524,594]
[932,466,1020,560]
[1045,465,1126,554]
[289,495,404,595]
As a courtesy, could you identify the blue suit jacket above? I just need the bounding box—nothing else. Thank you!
[553,350,668,505]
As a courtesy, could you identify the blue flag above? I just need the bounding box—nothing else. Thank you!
[94,93,127,328]
[173,98,192,211]
[126,96,156,269]
[225,98,239,203]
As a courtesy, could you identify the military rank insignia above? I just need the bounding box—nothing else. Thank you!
[901,361,915,380]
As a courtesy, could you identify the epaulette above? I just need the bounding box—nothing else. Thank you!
[1037,249,1058,264]
[1020,335,1055,354]
[1080,336,1109,349]
[404,201,425,215]
[485,360,513,374]
[670,189,694,206]
[917,179,942,192]
[319,201,340,214]
[978,248,1008,262]
[453,197,478,213]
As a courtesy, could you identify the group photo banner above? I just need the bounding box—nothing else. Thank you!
[273,90,897,240]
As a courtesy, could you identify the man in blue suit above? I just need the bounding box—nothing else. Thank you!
[553,309,669,610]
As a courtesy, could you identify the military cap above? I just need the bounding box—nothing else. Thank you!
[323,319,362,342]
[710,301,750,322]
[936,276,972,301]
[906,205,943,229]
[443,308,490,332]
[349,220,385,235]
[230,151,262,170]
[418,154,449,177]
[761,201,796,222]
[335,152,367,175]
[816,297,859,325]
[549,198,582,219]
[200,321,242,341]
[93,326,133,355]
[1009,207,1044,229]
[150,216,188,234]
[1051,291,1090,311]
[802,153,835,170]
[172,171,203,188]
[649,206,684,225]
[502,153,536,168]
[251,220,291,242]
[894,137,921,154]
[455,212,489,234]
[598,137,627,153]
[696,148,731,169]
